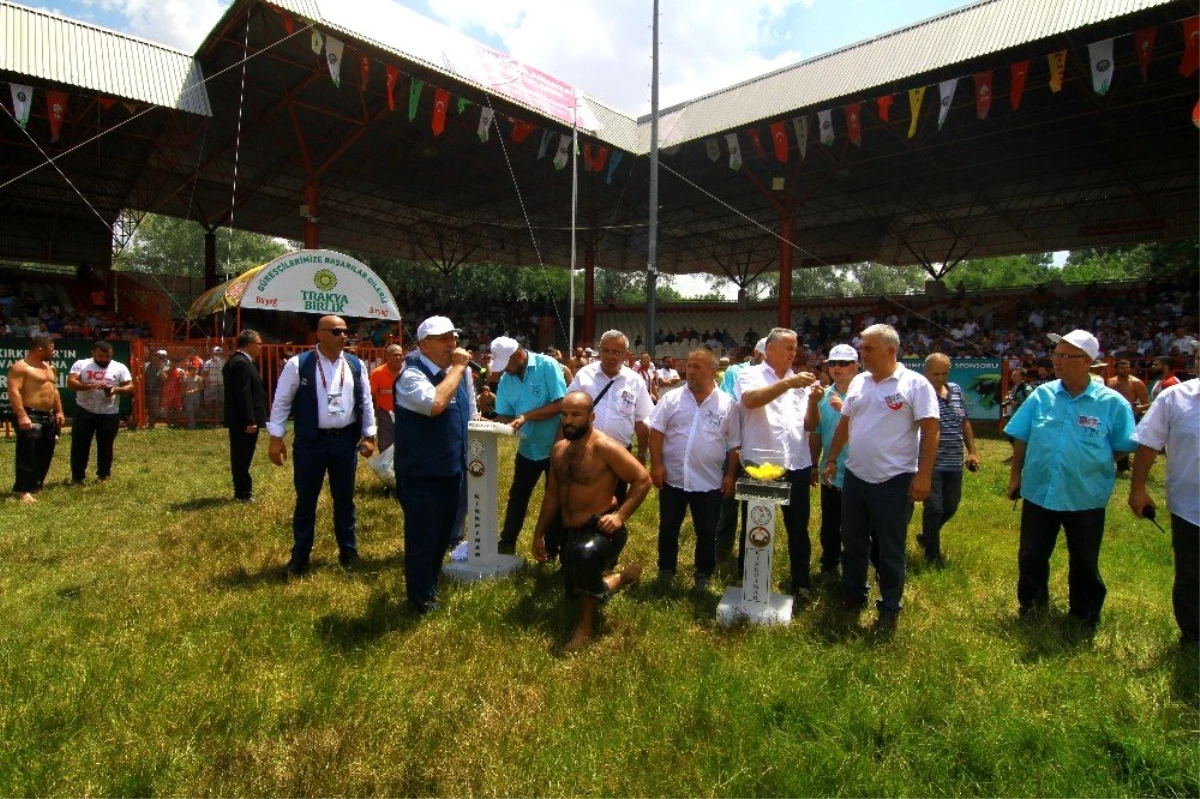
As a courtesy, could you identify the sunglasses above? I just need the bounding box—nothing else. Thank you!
[321,328,350,336]
[826,360,855,367]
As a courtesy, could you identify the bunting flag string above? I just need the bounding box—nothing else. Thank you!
[310,29,323,56]
[1134,27,1156,82]
[1088,39,1114,95]
[324,36,343,87]
[769,121,788,162]
[477,106,493,141]
[605,151,624,184]
[385,65,398,111]
[974,71,992,120]
[937,78,957,129]
[876,94,893,122]
[581,142,594,170]
[817,109,834,146]
[705,138,720,162]
[907,86,924,138]
[1181,16,1199,78]
[845,103,861,147]
[10,83,32,129]
[791,116,808,161]
[725,132,742,171]
[511,119,535,142]
[408,78,423,122]
[1010,60,1029,110]
[431,88,449,135]
[46,89,68,142]
[553,133,570,169]
[746,127,766,158]
[537,130,552,159]
[456,97,470,114]
[1047,50,1067,93]
[592,145,610,172]
[359,55,370,91]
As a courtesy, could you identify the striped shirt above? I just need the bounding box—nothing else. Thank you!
[933,382,969,471]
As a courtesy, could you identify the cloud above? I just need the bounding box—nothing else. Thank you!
[421,0,813,114]
[82,0,228,51]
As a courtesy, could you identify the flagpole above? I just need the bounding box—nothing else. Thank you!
[645,0,660,358]
[569,124,578,350]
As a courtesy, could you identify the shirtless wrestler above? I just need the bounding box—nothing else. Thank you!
[532,390,651,652]
[7,335,65,503]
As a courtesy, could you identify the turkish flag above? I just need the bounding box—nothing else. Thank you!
[1133,27,1156,81]
[360,55,370,90]
[431,88,449,136]
[746,127,765,158]
[592,146,610,172]
[769,121,788,163]
[876,94,893,122]
[1009,60,1030,110]
[1181,16,1199,78]
[511,119,535,142]
[974,71,993,120]
[385,65,399,111]
[845,102,861,146]
[46,89,68,142]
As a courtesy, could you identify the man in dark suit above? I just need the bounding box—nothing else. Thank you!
[223,329,267,502]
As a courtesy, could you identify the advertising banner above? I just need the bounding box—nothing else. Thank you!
[900,357,1003,420]
[0,338,132,418]
[242,250,400,321]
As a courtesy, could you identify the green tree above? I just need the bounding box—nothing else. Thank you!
[943,253,1054,290]
[113,214,291,278]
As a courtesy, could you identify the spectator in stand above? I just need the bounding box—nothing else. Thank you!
[1150,356,1180,402]
[918,353,980,566]
[633,353,657,400]
[656,356,682,392]
[1168,326,1198,357]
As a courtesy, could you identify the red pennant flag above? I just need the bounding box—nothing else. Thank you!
[511,119,535,142]
[280,10,294,35]
[359,55,370,90]
[1009,60,1030,110]
[876,94,893,122]
[592,146,610,172]
[973,71,993,120]
[769,121,788,163]
[385,65,399,111]
[746,127,766,158]
[46,89,68,142]
[582,142,594,171]
[431,88,449,135]
[845,102,862,146]
[1133,27,1156,81]
[1181,16,1199,78]
[97,96,115,111]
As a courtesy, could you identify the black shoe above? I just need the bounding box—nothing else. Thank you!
[841,594,867,612]
[497,540,516,556]
[925,552,946,568]
[792,588,814,611]
[874,609,900,631]
[693,574,710,592]
[338,551,361,569]
[285,558,309,578]
[411,599,439,615]
[234,494,256,503]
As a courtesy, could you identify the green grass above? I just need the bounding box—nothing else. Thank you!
[0,429,1195,797]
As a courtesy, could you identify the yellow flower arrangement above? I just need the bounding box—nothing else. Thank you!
[744,463,786,481]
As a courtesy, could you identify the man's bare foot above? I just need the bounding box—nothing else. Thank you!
[562,628,592,653]
[18,492,37,504]
[619,562,642,587]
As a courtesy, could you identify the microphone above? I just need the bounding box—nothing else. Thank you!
[468,361,483,373]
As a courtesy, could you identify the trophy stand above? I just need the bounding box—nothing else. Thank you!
[717,477,794,625]
[443,420,524,582]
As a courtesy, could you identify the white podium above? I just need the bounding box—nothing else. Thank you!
[717,478,794,626]
[443,420,525,582]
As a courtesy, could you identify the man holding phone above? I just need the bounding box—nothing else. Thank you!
[67,340,134,485]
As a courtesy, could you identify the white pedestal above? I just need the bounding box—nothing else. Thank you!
[443,421,524,583]
[717,485,793,626]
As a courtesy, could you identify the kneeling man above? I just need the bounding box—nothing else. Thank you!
[532,391,650,651]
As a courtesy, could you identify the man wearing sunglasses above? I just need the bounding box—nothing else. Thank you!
[268,315,377,577]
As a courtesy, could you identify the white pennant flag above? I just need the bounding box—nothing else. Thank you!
[725,132,742,170]
[792,116,808,161]
[310,29,324,55]
[817,109,834,146]
[938,78,958,129]
[477,107,494,142]
[705,138,720,161]
[324,36,343,87]
[10,83,32,129]
[1088,39,1115,95]
[553,133,571,169]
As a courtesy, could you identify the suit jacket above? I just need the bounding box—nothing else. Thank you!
[223,351,267,430]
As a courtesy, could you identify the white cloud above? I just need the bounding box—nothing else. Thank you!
[83,0,228,51]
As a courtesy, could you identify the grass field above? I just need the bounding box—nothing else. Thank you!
[0,427,1196,797]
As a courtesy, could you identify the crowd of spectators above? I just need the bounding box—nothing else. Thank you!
[354,287,549,351]
[0,280,153,341]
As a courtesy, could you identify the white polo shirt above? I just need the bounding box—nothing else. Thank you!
[648,385,741,492]
[841,363,939,484]
[568,362,654,447]
[737,361,812,471]
[1132,379,1199,526]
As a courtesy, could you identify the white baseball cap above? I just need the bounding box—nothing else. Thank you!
[1048,329,1100,361]
[155,349,167,356]
[416,316,460,341]
[753,337,768,355]
[490,336,520,371]
[212,346,223,353]
[828,343,859,362]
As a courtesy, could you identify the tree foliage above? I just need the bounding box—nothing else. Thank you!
[946,253,1055,290]
[113,214,291,278]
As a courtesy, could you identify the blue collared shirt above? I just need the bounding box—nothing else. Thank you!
[496,350,567,461]
[815,385,849,488]
[1004,379,1137,511]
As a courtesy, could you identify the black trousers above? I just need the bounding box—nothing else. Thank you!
[13,410,57,494]
[657,484,722,578]
[920,469,963,558]
[1171,513,1199,642]
[71,409,120,482]
[228,428,259,499]
[818,483,843,572]
[499,453,550,551]
[1017,501,1107,625]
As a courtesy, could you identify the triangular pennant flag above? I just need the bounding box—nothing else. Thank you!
[1181,17,1199,78]
[553,133,570,169]
[10,84,32,129]
[359,55,370,91]
[705,138,720,161]
[311,29,323,56]
[477,106,493,142]
[408,79,423,122]
[605,151,624,185]
[592,146,609,172]
[1087,39,1114,95]
[537,130,552,159]
[456,97,470,114]
[725,132,742,171]
[581,142,594,171]
[746,127,765,158]
[937,78,957,129]
[324,36,343,87]
[1047,50,1067,93]
[1010,60,1030,110]
[46,89,68,142]
[1193,99,1200,128]
[769,121,788,162]
[817,109,834,146]
[282,11,294,35]
[973,71,993,120]
[511,119,534,142]
[845,103,861,147]
[792,116,808,161]
[431,88,449,136]
[97,96,116,112]
[907,87,925,138]
[385,65,398,111]
[876,94,893,123]
[1133,27,1156,82]
[122,101,137,115]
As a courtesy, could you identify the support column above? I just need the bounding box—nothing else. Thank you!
[778,211,793,329]
[583,244,596,347]
[303,182,319,249]
[204,230,217,290]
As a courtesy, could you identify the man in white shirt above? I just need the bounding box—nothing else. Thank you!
[268,315,377,577]
[648,348,741,590]
[739,327,821,605]
[1129,364,1199,645]
[823,323,939,625]
[568,330,654,501]
[66,340,134,485]
[656,356,682,393]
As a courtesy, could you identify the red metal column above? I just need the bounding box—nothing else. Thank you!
[778,211,793,329]
[583,244,596,347]
[303,182,319,248]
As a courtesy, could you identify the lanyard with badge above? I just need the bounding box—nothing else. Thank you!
[316,356,347,417]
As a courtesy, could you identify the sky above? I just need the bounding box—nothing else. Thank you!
[27,0,977,294]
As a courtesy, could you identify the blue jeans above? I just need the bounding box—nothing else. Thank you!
[657,484,722,579]
[842,469,913,613]
[400,474,463,609]
[291,429,359,563]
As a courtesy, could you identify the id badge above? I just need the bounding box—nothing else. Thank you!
[327,391,345,416]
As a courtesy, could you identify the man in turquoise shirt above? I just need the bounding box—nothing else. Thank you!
[491,336,567,556]
[1005,329,1137,628]
[808,343,858,575]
